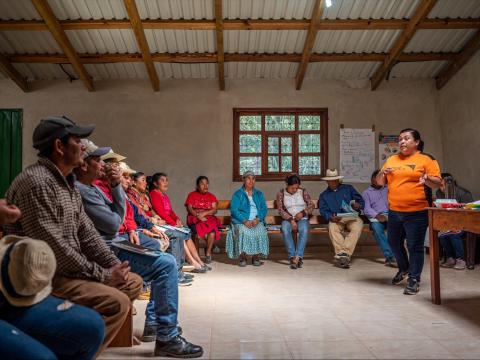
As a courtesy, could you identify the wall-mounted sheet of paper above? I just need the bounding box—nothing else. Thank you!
[379,134,400,167]
[340,128,375,183]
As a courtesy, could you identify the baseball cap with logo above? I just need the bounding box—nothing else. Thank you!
[32,116,95,152]
[0,235,56,307]
[81,139,111,159]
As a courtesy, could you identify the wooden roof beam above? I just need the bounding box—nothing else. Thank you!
[31,0,93,91]
[436,30,480,89]
[7,52,457,64]
[295,0,325,90]
[0,54,29,92]
[124,0,159,91]
[215,0,225,90]
[370,0,437,90]
[1,18,480,31]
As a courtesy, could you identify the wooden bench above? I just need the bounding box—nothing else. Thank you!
[194,199,371,250]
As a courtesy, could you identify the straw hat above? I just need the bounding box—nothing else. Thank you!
[321,169,344,181]
[118,162,136,175]
[0,235,56,307]
[101,149,126,162]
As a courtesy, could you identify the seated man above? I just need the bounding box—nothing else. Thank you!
[3,116,143,351]
[362,170,396,267]
[436,172,474,270]
[74,141,202,357]
[319,169,364,269]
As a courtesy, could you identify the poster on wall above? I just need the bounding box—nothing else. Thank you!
[379,134,400,167]
[339,128,375,183]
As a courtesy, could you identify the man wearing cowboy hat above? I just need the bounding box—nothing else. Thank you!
[3,116,143,351]
[319,169,364,268]
[0,201,104,359]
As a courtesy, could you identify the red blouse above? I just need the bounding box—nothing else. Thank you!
[150,190,179,226]
[184,191,218,211]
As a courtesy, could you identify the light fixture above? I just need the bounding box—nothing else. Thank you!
[326,0,332,7]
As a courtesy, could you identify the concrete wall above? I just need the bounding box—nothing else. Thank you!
[0,77,443,218]
[438,52,480,199]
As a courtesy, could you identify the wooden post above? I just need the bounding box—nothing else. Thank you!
[428,209,441,305]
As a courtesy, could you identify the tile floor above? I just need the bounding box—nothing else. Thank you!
[100,253,480,359]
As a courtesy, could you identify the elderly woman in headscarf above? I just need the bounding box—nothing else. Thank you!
[226,171,269,267]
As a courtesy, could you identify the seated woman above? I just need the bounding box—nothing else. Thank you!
[436,172,474,270]
[127,171,165,226]
[226,171,269,267]
[185,176,221,264]
[149,173,210,273]
[276,174,314,269]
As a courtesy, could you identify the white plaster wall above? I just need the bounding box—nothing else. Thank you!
[438,51,480,199]
[0,77,443,218]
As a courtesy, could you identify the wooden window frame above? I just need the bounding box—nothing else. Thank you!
[233,108,329,182]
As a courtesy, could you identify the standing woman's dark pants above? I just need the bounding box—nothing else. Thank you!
[388,210,429,281]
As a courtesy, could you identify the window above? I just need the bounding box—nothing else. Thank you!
[233,108,328,181]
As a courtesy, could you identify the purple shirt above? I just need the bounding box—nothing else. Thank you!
[362,185,389,219]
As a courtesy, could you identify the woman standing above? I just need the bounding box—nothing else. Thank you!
[185,176,221,264]
[377,128,441,295]
[276,174,314,269]
[226,171,269,266]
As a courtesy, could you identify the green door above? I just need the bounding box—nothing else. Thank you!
[0,109,22,197]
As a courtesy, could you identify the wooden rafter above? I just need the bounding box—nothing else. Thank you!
[215,0,225,90]
[31,0,93,91]
[295,0,325,90]
[0,54,29,92]
[124,0,159,91]
[370,0,437,90]
[7,52,457,64]
[1,18,480,31]
[436,30,480,89]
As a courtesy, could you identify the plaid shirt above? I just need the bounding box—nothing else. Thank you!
[4,158,119,282]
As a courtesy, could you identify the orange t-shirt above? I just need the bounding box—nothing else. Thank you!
[382,152,441,212]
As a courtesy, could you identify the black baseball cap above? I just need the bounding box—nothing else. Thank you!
[32,116,95,151]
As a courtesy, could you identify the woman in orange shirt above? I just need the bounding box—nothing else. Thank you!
[377,128,441,295]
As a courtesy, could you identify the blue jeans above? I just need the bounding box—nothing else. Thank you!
[388,210,428,281]
[281,219,309,258]
[115,249,179,341]
[0,295,104,360]
[370,221,394,259]
[165,229,188,270]
[440,232,465,259]
[119,232,161,251]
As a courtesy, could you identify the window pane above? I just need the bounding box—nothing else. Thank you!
[268,156,279,172]
[268,137,279,154]
[282,156,292,172]
[281,137,292,153]
[239,135,261,153]
[239,115,261,131]
[299,156,321,175]
[265,115,295,131]
[240,157,262,175]
[299,115,320,130]
[299,134,320,153]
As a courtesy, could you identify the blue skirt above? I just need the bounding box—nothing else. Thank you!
[226,223,269,259]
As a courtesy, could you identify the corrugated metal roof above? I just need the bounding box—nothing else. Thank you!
[13,62,74,80]
[314,30,401,53]
[390,60,448,78]
[405,29,476,53]
[145,29,216,53]
[1,0,480,83]
[0,31,62,54]
[225,30,306,53]
[306,61,380,79]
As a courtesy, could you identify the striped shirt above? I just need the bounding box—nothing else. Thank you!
[4,158,119,282]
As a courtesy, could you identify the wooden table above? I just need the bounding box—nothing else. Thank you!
[428,208,480,305]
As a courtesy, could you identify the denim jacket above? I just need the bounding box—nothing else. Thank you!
[230,187,267,224]
[319,184,364,222]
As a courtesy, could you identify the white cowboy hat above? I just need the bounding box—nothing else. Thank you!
[0,235,56,307]
[118,161,137,175]
[321,169,344,181]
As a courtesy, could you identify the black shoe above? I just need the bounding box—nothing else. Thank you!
[183,273,194,280]
[205,255,212,264]
[201,264,212,271]
[154,335,203,358]
[338,256,350,269]
[177,326,183,336]
[289,257,298,270]
[392,271,408,285]
[141,324,157,342]
[238,258,247,267]
[385,257,397,268]
[191,267,207,274]
[252,256,264,266]
[404,278,420,295]
[297,258,303,268]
